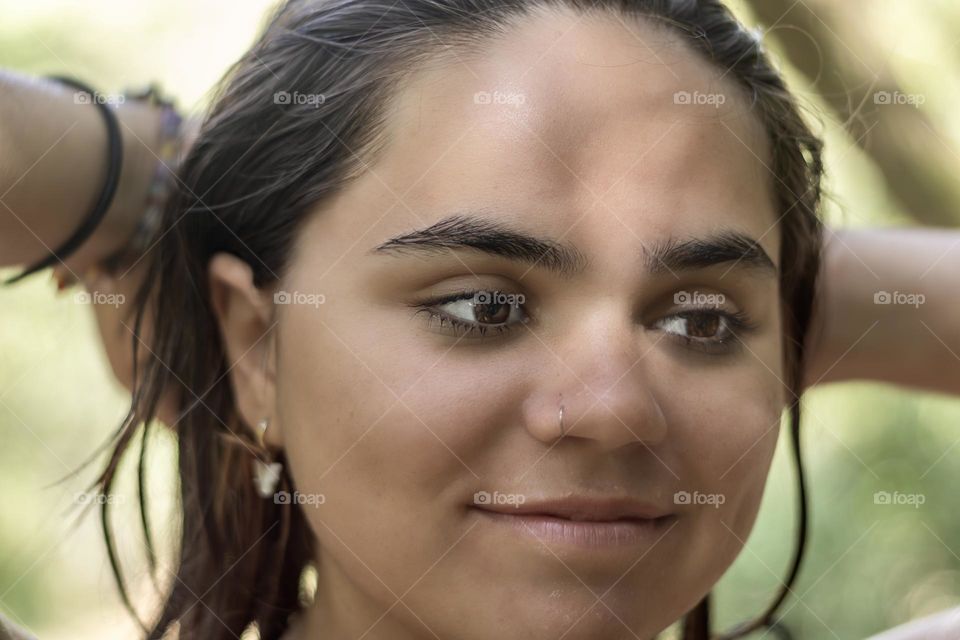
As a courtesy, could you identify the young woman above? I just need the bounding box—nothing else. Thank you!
[2,0,959,638]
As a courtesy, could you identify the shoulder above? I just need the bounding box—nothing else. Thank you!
[867,606,960,640]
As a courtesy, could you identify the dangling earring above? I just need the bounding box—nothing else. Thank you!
[253,417,283,498]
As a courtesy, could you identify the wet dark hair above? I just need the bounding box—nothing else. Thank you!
[97,0,823,638]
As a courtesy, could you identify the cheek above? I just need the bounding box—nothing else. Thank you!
[667,314,786,499]
[673,378,783,538]
[273,301,525,596]
[671,365,783,501]
[654,336,786,598]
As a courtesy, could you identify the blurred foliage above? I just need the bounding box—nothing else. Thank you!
[1,1,959,639]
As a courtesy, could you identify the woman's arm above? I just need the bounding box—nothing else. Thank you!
[2,68,181,425]
[0,68,162,277]
[804,227,960,395]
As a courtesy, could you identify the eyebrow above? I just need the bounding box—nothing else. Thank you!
[644,229,777,276]
[369,213,776,278]
[369,214,587,277]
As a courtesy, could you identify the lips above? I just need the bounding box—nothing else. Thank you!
[472,496,672,522]
[470,495,678,550]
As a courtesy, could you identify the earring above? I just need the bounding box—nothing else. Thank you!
[558,403,565,437]
[253,417,283,498]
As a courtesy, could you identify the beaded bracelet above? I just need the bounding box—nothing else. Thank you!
[57,84,184,285]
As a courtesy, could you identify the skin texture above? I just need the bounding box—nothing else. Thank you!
[210,8,788,640]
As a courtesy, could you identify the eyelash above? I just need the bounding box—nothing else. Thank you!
[653,309,758,355]
[410,289,758,352]
[410,289,528,340]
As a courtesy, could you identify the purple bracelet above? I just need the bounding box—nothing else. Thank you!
[130,100,183,255]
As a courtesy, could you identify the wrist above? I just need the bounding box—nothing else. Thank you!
[94,98,164,261]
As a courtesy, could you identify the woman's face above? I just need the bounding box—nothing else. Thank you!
[267,9,785,640]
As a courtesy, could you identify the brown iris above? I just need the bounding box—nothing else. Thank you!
[683,312,722,338]
[472,301,512,324]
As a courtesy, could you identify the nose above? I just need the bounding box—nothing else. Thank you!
[522,314,668,452]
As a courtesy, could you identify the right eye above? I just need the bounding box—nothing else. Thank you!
[411,290,530,339]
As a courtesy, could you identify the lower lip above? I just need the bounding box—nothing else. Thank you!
[472,508,677,549]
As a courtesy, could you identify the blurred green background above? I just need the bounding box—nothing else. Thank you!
[1,1,959,638]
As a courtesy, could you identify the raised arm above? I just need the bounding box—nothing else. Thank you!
[804,226,960,395]
[0,68,162,278]
[2,68,182,424]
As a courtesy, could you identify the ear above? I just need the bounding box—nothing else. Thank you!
[208,252,282,448]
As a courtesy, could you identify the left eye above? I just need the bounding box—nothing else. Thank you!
[657,312,729,339]
[653,309,753,352]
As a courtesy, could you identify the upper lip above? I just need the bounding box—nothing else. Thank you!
[472,496,673,522]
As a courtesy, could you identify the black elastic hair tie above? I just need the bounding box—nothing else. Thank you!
[4,75,124,285]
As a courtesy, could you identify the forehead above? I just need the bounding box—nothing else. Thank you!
[314,7,779,270]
